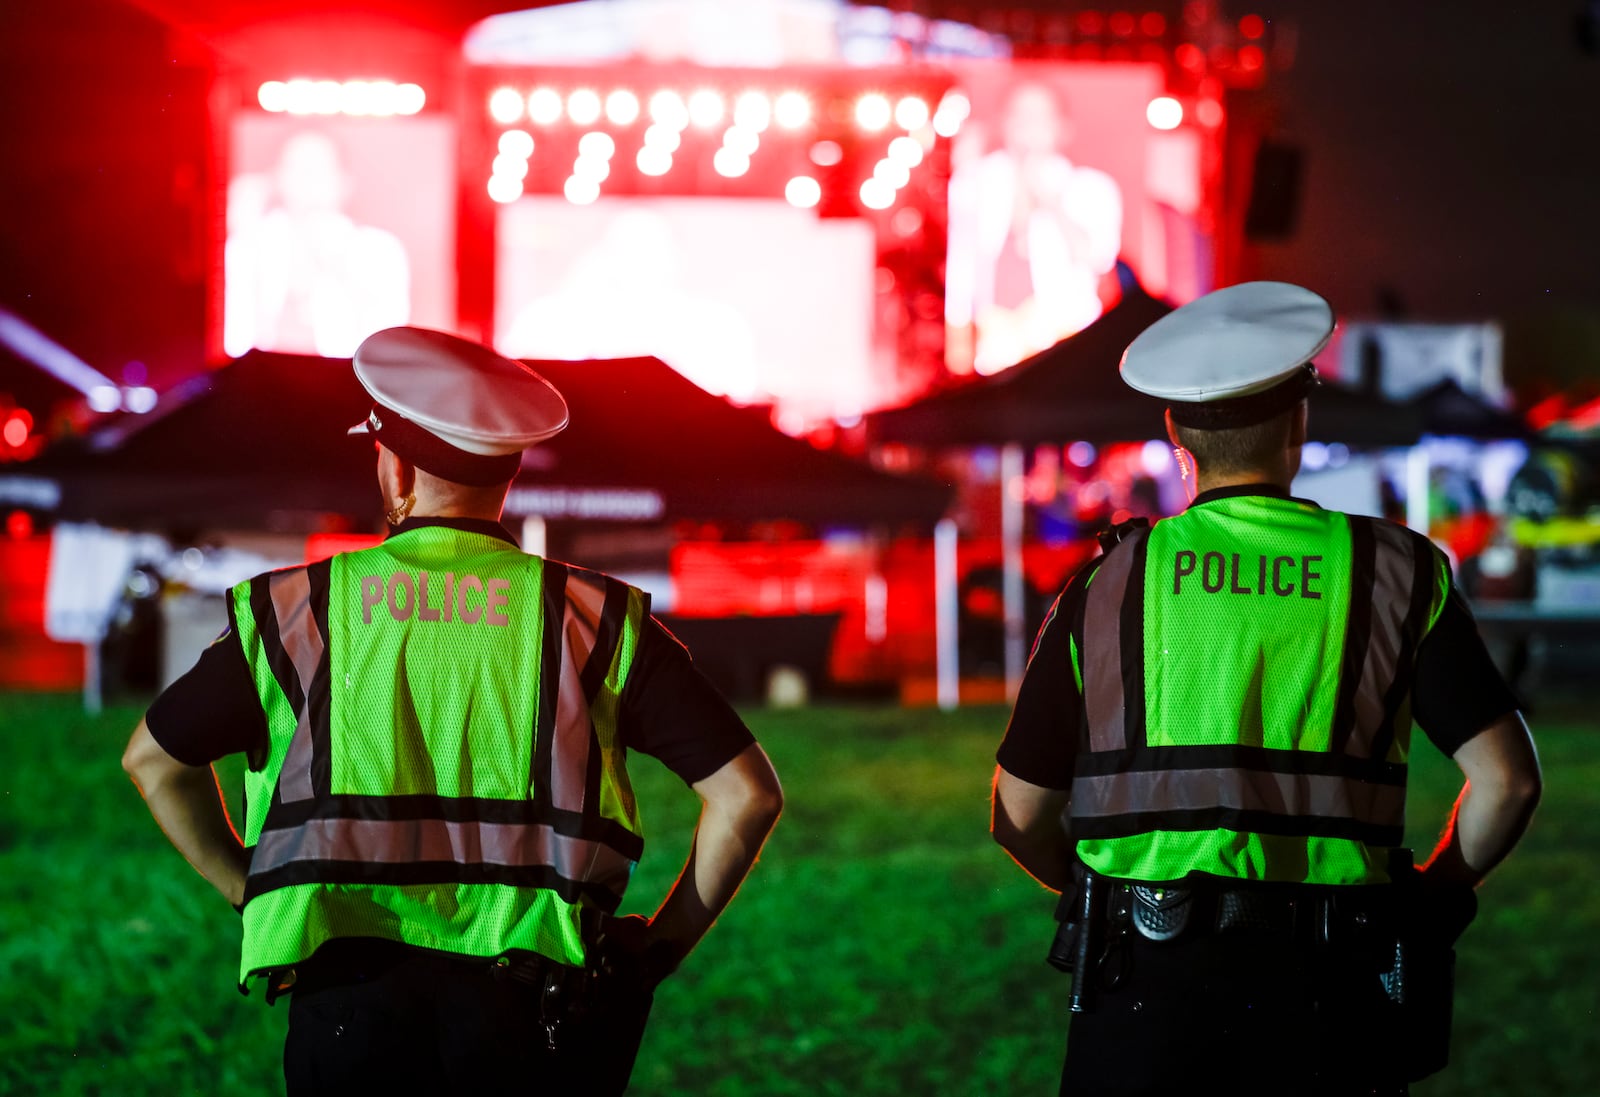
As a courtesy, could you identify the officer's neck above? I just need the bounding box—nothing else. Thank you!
[1192,451,1299,496]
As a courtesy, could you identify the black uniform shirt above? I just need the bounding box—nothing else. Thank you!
[147,518,754,787]
[997,485,1522,790]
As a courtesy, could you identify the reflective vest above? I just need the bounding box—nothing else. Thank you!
[1068,493,1449,886]
[230,524,648,988]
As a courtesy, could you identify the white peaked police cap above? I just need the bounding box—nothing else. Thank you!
[347,327,569,485]
[1119,281,1334,429]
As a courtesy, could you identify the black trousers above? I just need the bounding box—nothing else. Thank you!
[283,942,653,1096]
[1060,929,1408,1097]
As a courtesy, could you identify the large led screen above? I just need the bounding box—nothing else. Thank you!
[224,115,456,358]
[945,61,1180,375]
[495,197,878,424]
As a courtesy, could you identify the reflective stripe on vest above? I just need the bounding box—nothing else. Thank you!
[231,528,646,979]
[1072,503,1446,880]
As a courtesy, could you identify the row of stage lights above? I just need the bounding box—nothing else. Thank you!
[486,87,971,209]
[487,85,967,138]
[257,79,427,116]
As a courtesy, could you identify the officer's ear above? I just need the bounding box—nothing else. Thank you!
[375,443,417,502]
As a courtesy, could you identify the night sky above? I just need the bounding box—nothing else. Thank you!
[2,0,1597,401]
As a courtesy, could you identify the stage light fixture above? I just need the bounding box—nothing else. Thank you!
[774,90,811,129]
[124,386,158,414]
[688,89,725,128]
[887,135,924,166]
[572,156,611,183]
[894,96,930,131]
[3,410,32,448]
[311,80,342,115]
[285,79,317,115]
[713,147,750,178]
[394,83,426,115]
[932,90,970,137]
[340,80,375,116]
[859,178,895,210]
[855,93,891,132]
[644,124,682,153]
[258,81,289,112]
[873,159,910,189]
[483,175,521,203]
[578,131,617,159]
[785,176,821,209]
[809,140,843,167]
[492,153,530,181]
[490,87,525,123]
[88,385,121,413]
[1146,96,1183,130]
[723,125,759,156]
[605,89,640,125]
[498,130,535,158]
[528,87,564,125]
[734,91,772,131]
[567,89,602,125]
[649,90,689,129]
[563,176,601,205]
[637,147,672,176]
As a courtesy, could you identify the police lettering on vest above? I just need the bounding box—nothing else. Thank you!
[358,571,513,626]
[1171,550,1322,599]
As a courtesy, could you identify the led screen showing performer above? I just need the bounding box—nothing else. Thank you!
[945,62,1162,375]
[224,115,456,358]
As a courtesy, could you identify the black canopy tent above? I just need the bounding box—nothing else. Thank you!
[867,282,1426,449]
[11,349,953,531]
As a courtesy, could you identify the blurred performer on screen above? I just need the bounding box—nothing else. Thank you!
[946,81,1123,374]
[224,131,411,358]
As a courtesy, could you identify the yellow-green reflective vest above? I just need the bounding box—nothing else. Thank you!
[1068,494,1449,886]
[230,524,648,989]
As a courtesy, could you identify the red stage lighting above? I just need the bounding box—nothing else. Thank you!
[567,89,602,125]
[773,91,811,129]
[492,153,529,181]
[564,175,600,204]
[644,124,682,153]
[2,410,31,449]
[734,91,772,132]
[713,148,751,178]
[649,90,690,130]
[809,140,844,167]
[855,93,892,132]
[723,125,759,156]
[1141,12,1167,36]
[578,131,616,160]
[529,87,564,125]
[5,510,32,539]
[1109,12,1136,37]
[894,95,929,131]
[605,89,640,125]
[490,87,524,124]
[487,175,524,204]
[1238,45,1264,71]
[688,89,725,128]
[1146,96,1183,129]
[859,177,895,210]
[498,130,534,158]
[785,176,821,208]
[1239,13,1266,39]
[637,147,673,176]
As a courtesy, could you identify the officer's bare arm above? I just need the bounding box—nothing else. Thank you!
[1423,711,1542,887]
[646,743,783,965]
[992,766,1073,892]
[122,719,250,908]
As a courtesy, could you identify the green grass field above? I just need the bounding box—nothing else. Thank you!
[1,693,1595,1096]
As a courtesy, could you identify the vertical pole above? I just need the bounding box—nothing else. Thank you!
[934,518,959,711]
[1405,445,1430,534]
[522,515,547,557]
[84,642,102,716]
[1001,442,1026,700]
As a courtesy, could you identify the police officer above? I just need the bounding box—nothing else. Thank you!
[990,283,1541,1096]
[122,327,784,1095]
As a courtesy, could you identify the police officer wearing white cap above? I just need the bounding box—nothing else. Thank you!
[123,327,783,1094]
[990,284,1541,1096]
